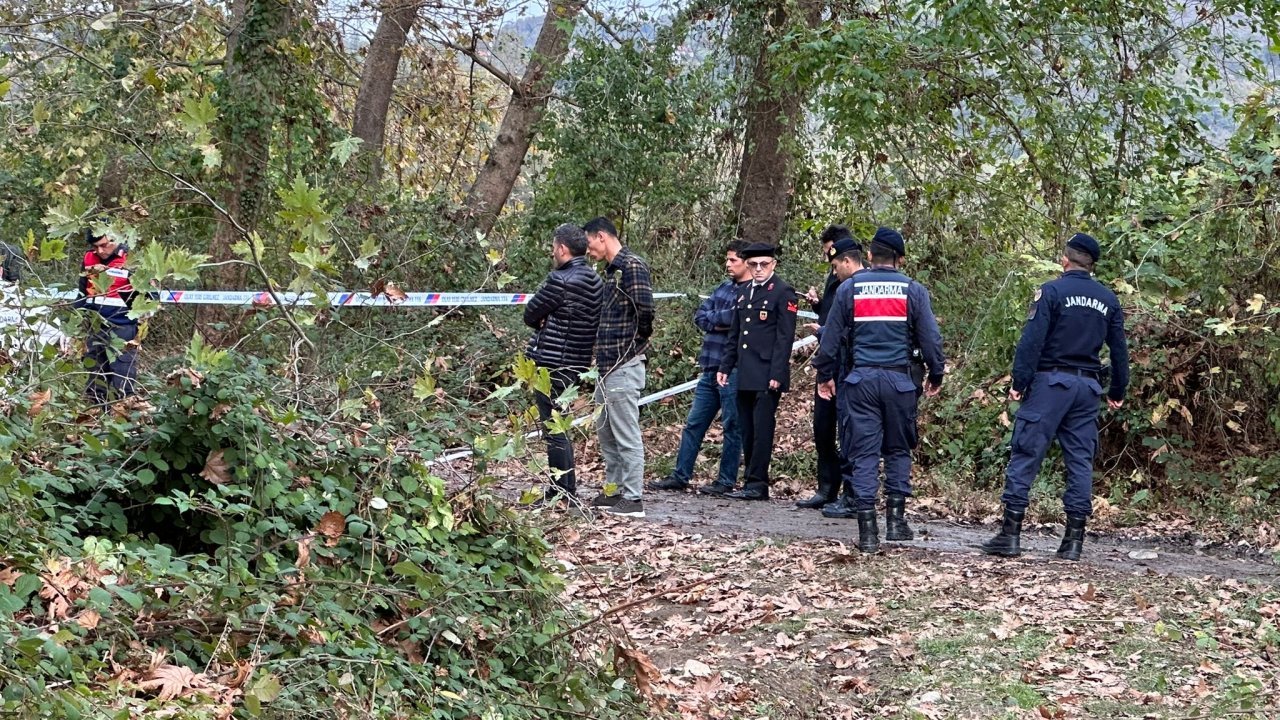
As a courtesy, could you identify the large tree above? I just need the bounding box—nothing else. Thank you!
[352,0,421,181]
[458,0,585,236]
[726,0,821,247]
[211,0,295,286]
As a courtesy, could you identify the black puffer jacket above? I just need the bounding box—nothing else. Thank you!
[524,256,604,369]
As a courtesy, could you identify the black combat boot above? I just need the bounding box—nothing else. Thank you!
[795,478,838,509]
[884,494,913,541]
[856,510,880,554]
[980,507,1024,557]
[821,487,858,519]
[1056,515,1087,561]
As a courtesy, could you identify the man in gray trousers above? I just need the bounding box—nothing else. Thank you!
[584,216,654,518]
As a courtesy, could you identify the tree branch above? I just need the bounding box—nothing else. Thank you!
[112,131,316,349]
[443,40,522,95]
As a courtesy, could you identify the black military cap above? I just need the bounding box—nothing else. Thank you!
[872,227,905,257]
[828,236,862,260]
[741,242,778,259]
[1067,232,1101,262]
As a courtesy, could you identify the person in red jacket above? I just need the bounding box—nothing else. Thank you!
[75,227,139,403]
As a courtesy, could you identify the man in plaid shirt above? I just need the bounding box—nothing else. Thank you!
[650,240,750,495]
[584,217,654,518]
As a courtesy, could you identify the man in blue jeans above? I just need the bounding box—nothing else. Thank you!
[650,241,751,494]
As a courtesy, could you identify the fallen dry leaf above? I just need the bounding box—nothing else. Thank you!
[165,368,204,388]
[76,609,102,630]
[200,449,231,485]
[316,511,345,547]
[616,645,659,698]
[296,535,313,569]
[138,664,207,701]
[27,389,51,418]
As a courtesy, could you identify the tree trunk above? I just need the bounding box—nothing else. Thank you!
[211,0,293,287]
[729,0,820,247]
[352,0,420,181]
[460,0,584,236]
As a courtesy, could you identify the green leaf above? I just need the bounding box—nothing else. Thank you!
[38,236,66,262]
[276,174,331,244]
[179,95,218,139]
[90,11,119,31]
[412,373,437,400]
[247,673,282,704]
[329,137,363,167]
[14,573,41,599]
[42,196,92,239]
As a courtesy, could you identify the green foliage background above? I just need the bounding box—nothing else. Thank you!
[2,0,1280,716]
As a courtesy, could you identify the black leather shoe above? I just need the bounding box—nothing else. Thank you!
[884,494,914,541]
[795,492,834,509]
[981,508,1025,557]
[856,510,880,554]
[1056,515,1087,561]
[648,476,689,491]
[726,486,769,501]
[821,495,857,519]
[795,480,837,509]
[697,482,734,496]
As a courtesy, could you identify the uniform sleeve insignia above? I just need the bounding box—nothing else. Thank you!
[786,301,798,313]
[1033,288,1042,302]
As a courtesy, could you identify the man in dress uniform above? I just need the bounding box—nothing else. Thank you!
[982,233,1129,561]
[815,227,944,553]
[797,227,863,509]
[717,243,799,501]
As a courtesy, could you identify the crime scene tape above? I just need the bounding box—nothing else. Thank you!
[18,289,686,307]
[429,334,820,466]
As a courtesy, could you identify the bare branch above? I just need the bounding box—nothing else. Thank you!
[442,40,522,94]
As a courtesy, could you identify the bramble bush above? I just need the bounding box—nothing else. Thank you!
[0,337,644,719]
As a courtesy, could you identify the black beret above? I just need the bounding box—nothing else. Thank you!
[872,227,905,257]
[1067,232,1100,262]
[741,242,778,259]
[827,236,861,260]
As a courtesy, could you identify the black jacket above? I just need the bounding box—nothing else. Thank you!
[720,274,800,392]
[524,256,604,370]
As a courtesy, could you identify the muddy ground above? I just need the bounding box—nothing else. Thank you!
[638,489,1280,582]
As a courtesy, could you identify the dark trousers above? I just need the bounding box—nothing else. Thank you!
[671,369,742,487]
[1001,371,1102,517]
[813,386,848,497]
[737,389,781,491]
[85,322,138,405]
[534,367,581,495]
[839,369,919,510]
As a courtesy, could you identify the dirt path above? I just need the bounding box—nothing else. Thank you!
[639,490,1280,582]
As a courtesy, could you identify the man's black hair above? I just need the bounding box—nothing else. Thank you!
[582,216,618,238]
[552,223,588,257]
[869,240,899,262]
[1064,245,1095,272]
[819,224,853,246]
[725,239,749,256]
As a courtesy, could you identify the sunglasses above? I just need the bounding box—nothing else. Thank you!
[745,259,774,269]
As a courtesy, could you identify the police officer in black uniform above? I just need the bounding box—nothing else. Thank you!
[815,227,945,553]
[797,227,862,509]
[717,243,799,501]
[982,233,1129,561]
